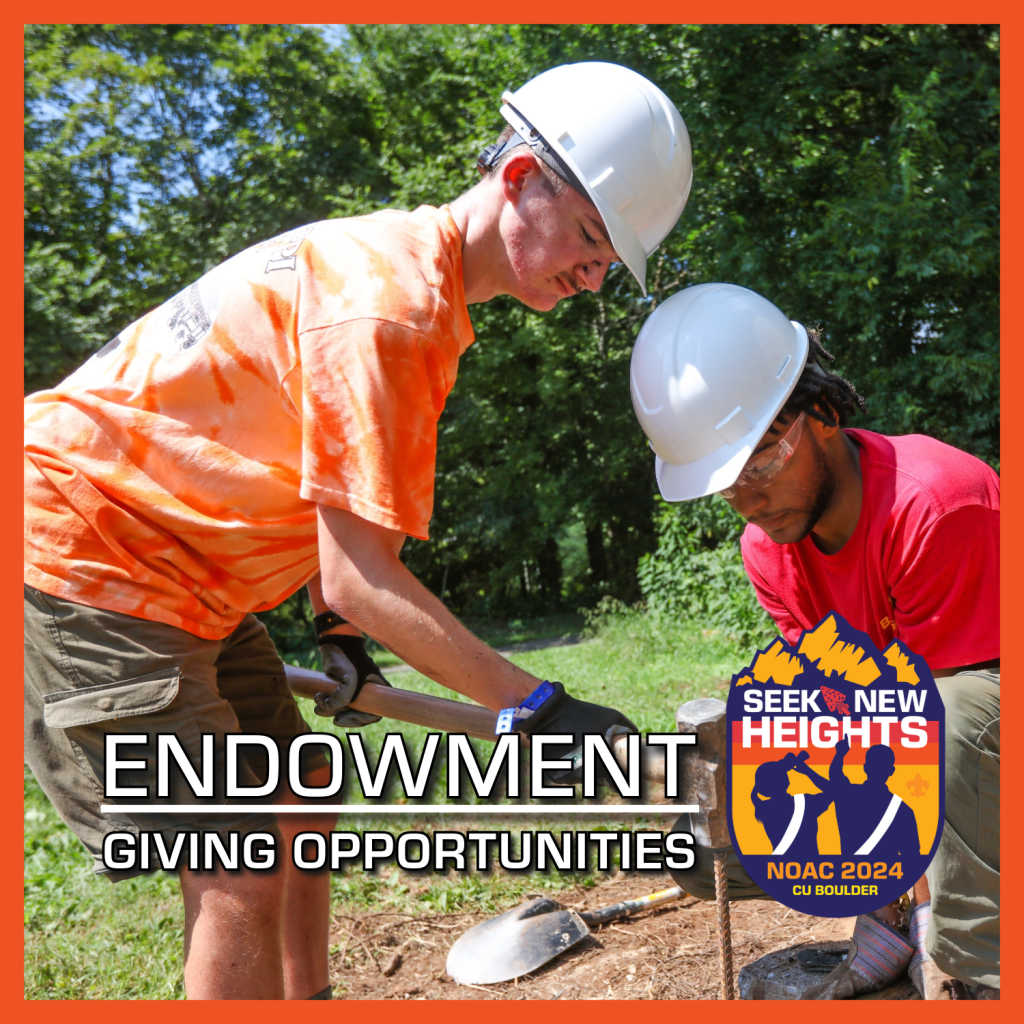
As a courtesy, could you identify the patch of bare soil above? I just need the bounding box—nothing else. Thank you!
[328,871,854,1000]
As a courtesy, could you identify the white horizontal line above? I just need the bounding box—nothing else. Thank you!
[101,804,696,816]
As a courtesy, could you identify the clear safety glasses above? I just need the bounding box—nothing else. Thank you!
[717,411,807,500]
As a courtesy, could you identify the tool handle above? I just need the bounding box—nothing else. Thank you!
[285,665,667,781]
[579,885,684,926]
[284,664,499,741]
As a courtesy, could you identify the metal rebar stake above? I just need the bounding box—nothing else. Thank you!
[713,850,735,999]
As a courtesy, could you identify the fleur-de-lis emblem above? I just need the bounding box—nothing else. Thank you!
[907,773,929,798]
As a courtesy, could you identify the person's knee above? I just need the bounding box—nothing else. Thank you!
[203,886,283,933]
[304,764,333,786]
[183,865,286,925]
[937,674,999,756]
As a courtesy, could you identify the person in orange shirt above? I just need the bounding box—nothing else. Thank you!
[25,63,693,999]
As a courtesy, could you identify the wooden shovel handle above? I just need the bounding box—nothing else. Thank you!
[284,664,499,741]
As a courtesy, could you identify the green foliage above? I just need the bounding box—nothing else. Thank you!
[675,24,1000,468]
[24,24,384,392]
[636,498,775,647]
[25,24,999,614]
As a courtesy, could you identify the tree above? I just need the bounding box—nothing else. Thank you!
[24,24,383,392]
[25,24,999,621]
[670,24,1000,466]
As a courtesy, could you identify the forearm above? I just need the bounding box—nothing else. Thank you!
[306,572,329,615]
[317,506,538,710]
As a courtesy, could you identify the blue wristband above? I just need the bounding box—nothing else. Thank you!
[495,680,557,735]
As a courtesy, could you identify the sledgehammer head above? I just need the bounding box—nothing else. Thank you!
[676,697,729,848]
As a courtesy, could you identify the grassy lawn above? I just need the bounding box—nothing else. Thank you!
[24,611,750,999]
[365,611,585,669]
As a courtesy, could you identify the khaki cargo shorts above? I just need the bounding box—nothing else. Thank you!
[24,585,329,881]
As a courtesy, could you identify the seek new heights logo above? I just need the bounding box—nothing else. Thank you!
[726,612,945,917]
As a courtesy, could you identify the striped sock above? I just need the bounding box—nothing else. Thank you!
[909,900,932,972]
[848,912,914,986]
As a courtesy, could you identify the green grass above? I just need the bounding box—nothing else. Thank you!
[24,768,185,999]
[456,612,586,649]
[24,609,748,999]
[365,611,585,668]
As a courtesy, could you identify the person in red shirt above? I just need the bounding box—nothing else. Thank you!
[629,284,999,999]
[735,391,999,677]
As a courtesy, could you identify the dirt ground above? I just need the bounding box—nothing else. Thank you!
[328,871,856,1000]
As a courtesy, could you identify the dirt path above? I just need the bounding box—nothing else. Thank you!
[328,871,853,1000]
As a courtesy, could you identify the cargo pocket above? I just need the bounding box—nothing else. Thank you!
[43,669,181,729]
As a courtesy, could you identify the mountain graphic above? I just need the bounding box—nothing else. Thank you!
[731,612,929,692]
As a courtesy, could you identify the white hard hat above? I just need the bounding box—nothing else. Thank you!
[491,62,692,296]
[630,283,809,501]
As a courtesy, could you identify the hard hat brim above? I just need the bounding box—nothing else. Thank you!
[596,203,650,295]
[655,445,754,502]
[652,320,811,502]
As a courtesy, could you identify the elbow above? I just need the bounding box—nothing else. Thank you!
[320,572,369,626]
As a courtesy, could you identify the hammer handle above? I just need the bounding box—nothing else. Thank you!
[284,664,499,741]
[285,664,666,781]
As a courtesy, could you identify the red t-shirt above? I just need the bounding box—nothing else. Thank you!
[741,430,999,672]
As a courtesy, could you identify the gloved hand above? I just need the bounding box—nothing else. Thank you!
[313,634,392,728]
[509,681,638,785]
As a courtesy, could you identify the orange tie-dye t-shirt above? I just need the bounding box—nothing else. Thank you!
[25,205,474,640]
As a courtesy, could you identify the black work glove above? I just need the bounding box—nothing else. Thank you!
[511,681,638,785]
[313,635,392,728]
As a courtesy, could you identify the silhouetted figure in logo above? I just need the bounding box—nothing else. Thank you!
[751,750,836,856]
[830,738,925,856]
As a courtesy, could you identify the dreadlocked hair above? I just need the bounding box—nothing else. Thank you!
[780,327,867,428]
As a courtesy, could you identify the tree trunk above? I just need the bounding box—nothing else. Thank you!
[586,524,608,589]
[538,536,562,608]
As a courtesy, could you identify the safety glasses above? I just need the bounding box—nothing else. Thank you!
[718,411,806,499]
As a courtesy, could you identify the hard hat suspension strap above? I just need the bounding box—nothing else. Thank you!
[477,104,590,203]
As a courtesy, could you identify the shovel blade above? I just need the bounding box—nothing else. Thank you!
[446,896,590,985]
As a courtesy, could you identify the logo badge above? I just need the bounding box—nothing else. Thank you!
[726,612,944,916]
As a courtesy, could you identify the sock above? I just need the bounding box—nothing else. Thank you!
[909,899,931,972]
[848,912,914,987]
[308,984,333,999]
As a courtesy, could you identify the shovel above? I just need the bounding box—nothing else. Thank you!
[446,885,685,985]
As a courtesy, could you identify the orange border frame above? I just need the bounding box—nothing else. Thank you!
[7,5,1017,1019]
